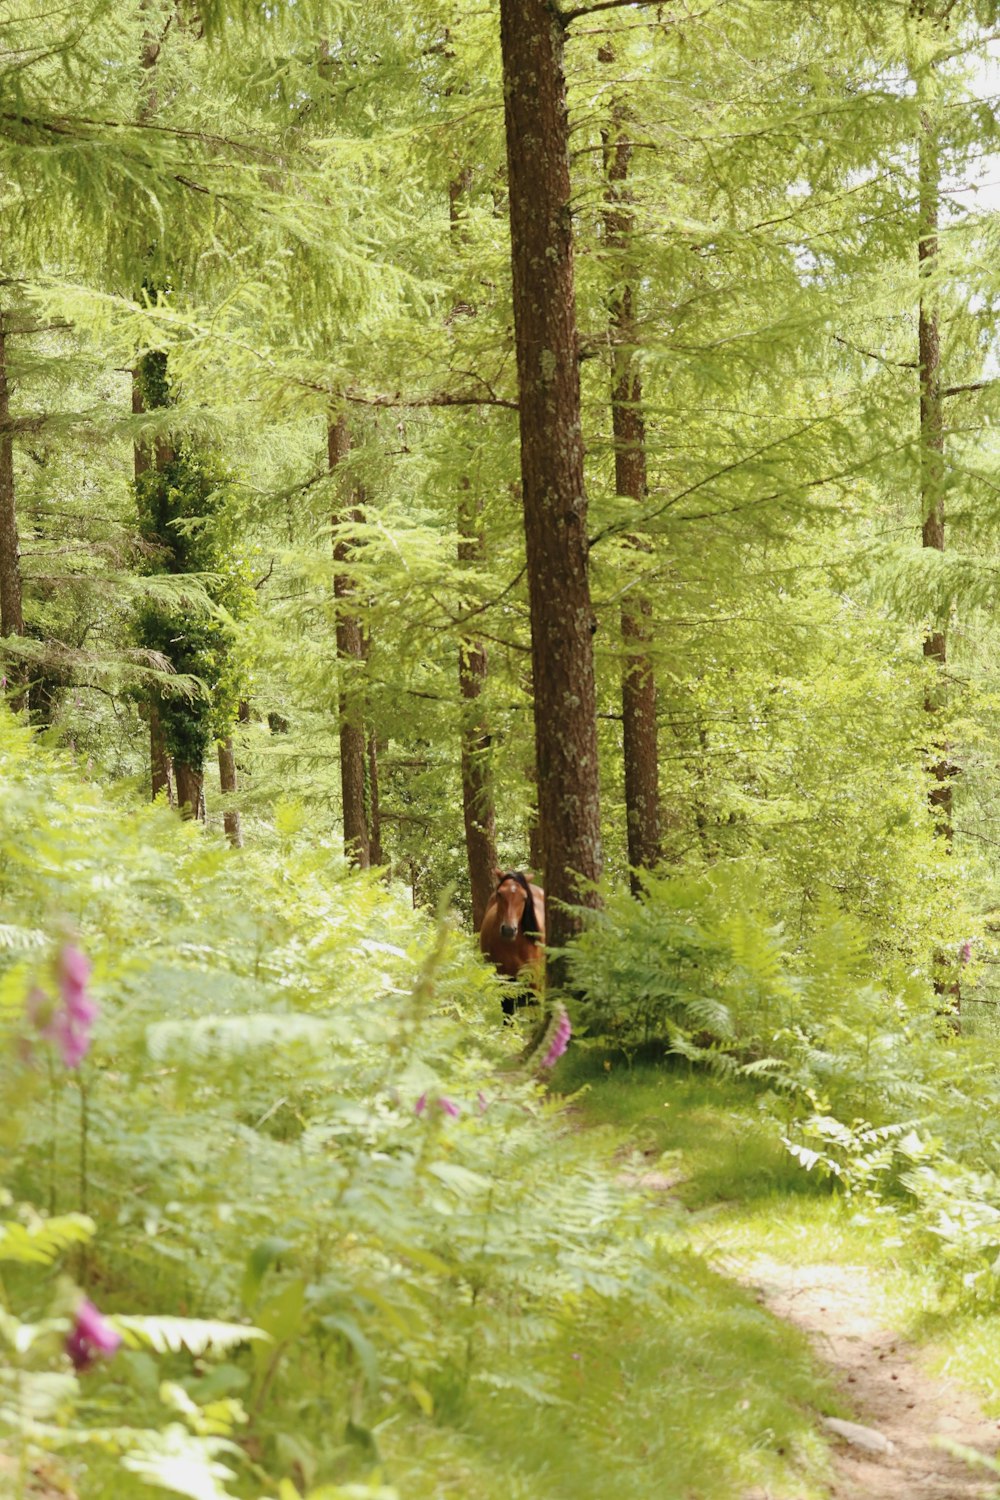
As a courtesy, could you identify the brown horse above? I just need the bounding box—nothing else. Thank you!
[479,870,546,1013]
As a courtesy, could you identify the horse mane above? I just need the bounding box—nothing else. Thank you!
[497,870,541,944]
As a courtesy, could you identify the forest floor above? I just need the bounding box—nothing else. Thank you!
[555,1049,1000,1500]
[741,1256,997,1499]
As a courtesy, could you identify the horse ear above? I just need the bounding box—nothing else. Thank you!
[493,866,504,882]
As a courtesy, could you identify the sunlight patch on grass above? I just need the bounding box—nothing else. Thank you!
[381,1250,836,1500]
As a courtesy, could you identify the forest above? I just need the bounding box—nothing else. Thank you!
[7,0,1000,1496]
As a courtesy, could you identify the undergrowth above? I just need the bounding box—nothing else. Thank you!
[0,712,838,1500]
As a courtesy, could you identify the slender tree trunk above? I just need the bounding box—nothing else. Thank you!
[499,0,602,982]
[218,736,243,848]
[918,111,952,838]
[601,51,660,891]
[0,308,26,704]
[328,415,370,869]
[916,52,960,1024]
[458,485,498,929]
[450,168,498,929]
[367,728,384,867]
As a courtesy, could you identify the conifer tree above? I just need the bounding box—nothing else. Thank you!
[498,0,602,978]
[599,44,660,890]
[329,414,371,868]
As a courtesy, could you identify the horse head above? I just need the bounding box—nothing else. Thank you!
[492,870,540,944]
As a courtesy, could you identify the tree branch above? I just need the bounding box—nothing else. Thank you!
[833,334,917,371]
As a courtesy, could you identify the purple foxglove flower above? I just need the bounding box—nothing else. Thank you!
[960,941,973,965]
[415,1093,428,1116]
[540,1007,572,1069]
[59,946,95,1019]
[27,945,98,1069]
[49,1013,92,1069]
[437,1097,460,1118]
[65,1298,121,1371]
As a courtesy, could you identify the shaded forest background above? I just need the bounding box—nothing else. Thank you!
[7,0,1000,985]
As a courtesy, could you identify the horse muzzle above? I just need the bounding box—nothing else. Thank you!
[500,923,518,941]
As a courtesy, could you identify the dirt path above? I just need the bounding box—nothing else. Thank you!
[741,1257,999,1499]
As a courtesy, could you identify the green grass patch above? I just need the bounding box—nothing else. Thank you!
[553,1045,830,1209]
[380,1248,836,1500]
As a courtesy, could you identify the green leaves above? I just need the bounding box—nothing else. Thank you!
[115,1317,269,1358]
[0,1211,95,1266]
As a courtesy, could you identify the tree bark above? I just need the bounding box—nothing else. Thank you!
[499,0,603,983]
[458,485,498,929]
[0,306,26,689]
[601,51,660,891]
[450,167,498,929]
[367,728,384,867]
[918,109,952,839]
[328,415,371,869]
[218,736,243,847]
[174,759,203,819]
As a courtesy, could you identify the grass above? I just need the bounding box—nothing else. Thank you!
[551,1040,1000,1451]
[369,1046,854,1500]
[379,1248,838,1500]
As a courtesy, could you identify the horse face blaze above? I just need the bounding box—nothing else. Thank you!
[496,879,525,942]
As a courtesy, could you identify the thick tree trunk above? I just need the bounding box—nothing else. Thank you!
[458,486,498,930]
[499,0,602,982]
[328,415,370,869]
[601,55,660,891]
[174,760,203,819]
[0,307,25,683]
[218,736,243,848]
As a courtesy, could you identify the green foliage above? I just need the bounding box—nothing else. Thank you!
[4,710,833,1498]
[135,435,256,763]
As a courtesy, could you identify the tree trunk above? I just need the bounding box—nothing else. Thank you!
[499,0,603,983]
[132,368,151,483]
[328,415,370,869]
[150,701,174,804]
[601,50,660,891]
[367,728,384,867]
[458,486,498,930]
[174,760,203,819]
[218,736,243,848]
[450,168,498,929]
[0,307,26,706]
[918,110,952,838]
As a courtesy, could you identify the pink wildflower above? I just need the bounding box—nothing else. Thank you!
[415,1093,460,1118]
[26,945,98,1069]
[960,941,973,965]
[540,1005,572,1069]
[59,946,97,1026]
[65,1297,121,1371]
